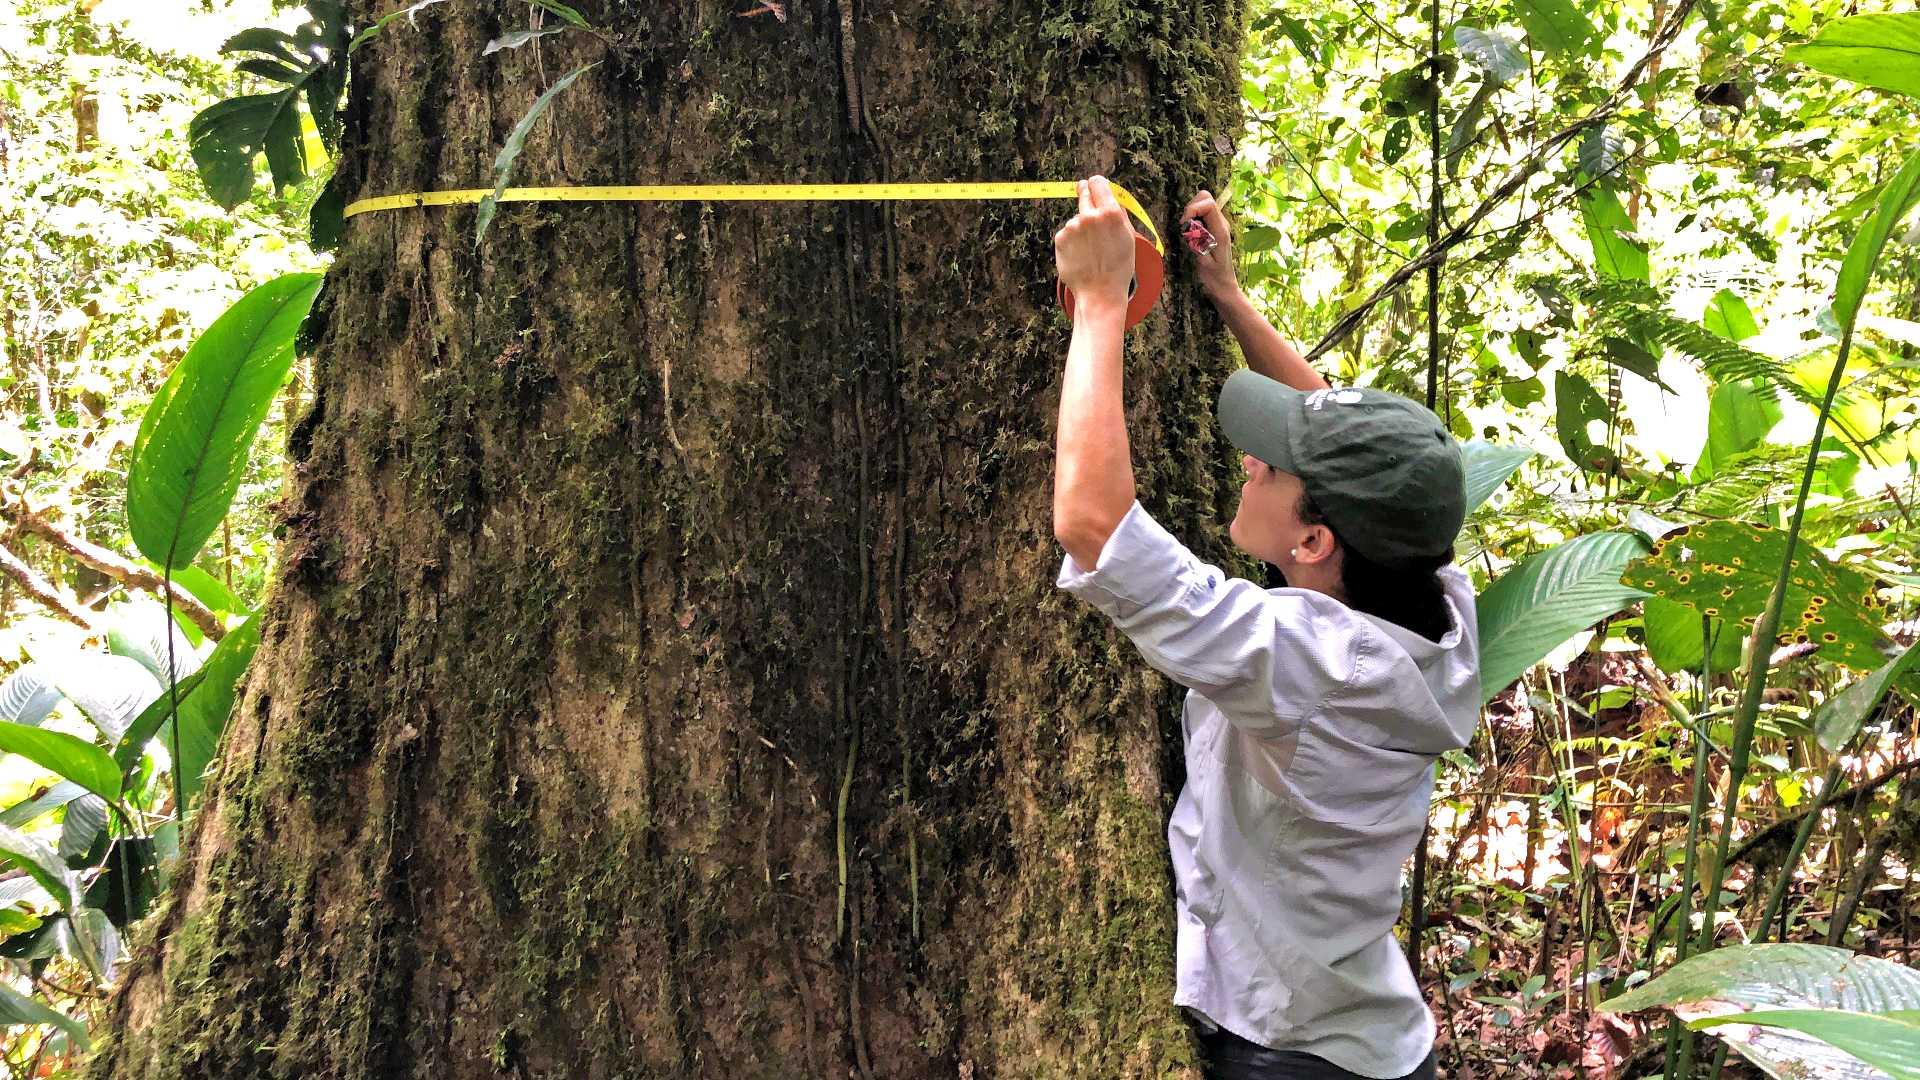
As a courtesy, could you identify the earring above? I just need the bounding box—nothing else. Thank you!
[1289,548,1298,559]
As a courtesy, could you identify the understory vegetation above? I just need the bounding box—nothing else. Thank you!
[0,0,1917,1076]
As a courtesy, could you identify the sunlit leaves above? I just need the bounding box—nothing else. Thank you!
[1813,643,1920,753]
[1477,531,1651,700]
[1579,186,1649,283]
[1786,12,1920,101]
[188,3,347,208]
[1455,26,1528,85]
[1513,0,1596,55]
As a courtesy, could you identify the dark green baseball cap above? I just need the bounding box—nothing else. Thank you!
[1216,370,1465,567]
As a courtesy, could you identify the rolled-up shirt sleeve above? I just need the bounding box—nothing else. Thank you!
[1056,501,1363,736]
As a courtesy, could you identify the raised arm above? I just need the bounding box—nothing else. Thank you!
[1051,176,1139,569]
[1182,190,1330,393]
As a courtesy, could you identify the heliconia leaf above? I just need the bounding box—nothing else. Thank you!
[1692,378,1782,482]
[0,782,86,830]
[128,273,321,571]
[1604,944,1920,1080]
[1834,147,1920,329]
[0,979,88,1050]
[114,669,207,779]
[107,600,203,685]
[46,653,162,742]
[56,795,107,868]
[1691,1009,1920,1080]
[1477,531,1651,701]
[0,825,75,910]
[0,666,61,728]
[0,725,123,804]
[1785,13,1920,101]
[1460,441,1533,514]
[1814,643,1920,753]
[475,62,599,247]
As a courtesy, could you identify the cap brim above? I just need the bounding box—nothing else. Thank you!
[1216,369,1304,473]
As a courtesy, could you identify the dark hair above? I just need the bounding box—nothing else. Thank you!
[1296,489,1453,643]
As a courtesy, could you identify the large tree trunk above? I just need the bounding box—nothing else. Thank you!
[97,2,1245,1075]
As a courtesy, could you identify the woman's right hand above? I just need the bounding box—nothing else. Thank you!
[1181,190,1239,301]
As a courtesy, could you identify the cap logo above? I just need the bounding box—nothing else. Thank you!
[1305,388,1366,410]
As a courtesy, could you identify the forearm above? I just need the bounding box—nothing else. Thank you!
[1053,296,1135,566]
[1208,286,1329,392]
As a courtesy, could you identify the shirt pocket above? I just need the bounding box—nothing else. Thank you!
[1287,722,1434,828]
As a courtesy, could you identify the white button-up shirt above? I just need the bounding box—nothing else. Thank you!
[1058,501,1480,1078]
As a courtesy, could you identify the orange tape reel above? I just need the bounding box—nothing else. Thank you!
[1056,231,1165,330]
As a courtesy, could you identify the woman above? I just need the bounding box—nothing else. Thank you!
[1051,177,1480,1080]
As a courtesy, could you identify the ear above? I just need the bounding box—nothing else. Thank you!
[1293,523,1340,566]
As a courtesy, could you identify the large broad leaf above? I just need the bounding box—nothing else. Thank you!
[0,979,88,1050]
[1785,13,1920,102]
[474,62,599,246]
[107,600,202,685]
[45,653,161,743]
[0,665,61,727]
[0,825,75,909]
[1834,147,1920,328]
[1643,595,1744,677]
[114,669,208,778]
[1605,944,1920,1080]
[1692,378,1783,482]
[56,794,107,868]
[1477,531,1651,701]
[0,782,86,830]
[170,617,261,808]
[1454,26,1528,84]
[1703,288,1761,342]
[1623,521,1892,673]
[1580,185,1650,282]
[1814,643,1920,753]
[1514,0,1595,54]
[1692,1009,1920,1080]
[0,725,123,804]
[1461,441,1533,514]
[128,273,321,571]
[83,837,165,926]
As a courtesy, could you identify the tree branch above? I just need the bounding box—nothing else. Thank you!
[1,494,226,641]
[1303,0,1700,362]
[0,538,96,630]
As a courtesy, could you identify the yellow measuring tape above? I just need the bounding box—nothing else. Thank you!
[343,181,1169,326]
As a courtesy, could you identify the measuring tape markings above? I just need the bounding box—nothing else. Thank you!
[342,181,1167,327]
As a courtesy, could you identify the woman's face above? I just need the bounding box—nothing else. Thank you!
[1229,454,1307,564]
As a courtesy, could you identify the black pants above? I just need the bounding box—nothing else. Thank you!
[1198,1025,1438,1080]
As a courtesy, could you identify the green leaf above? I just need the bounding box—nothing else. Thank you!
[1643,596,1744,676]
[0,665,61,727]
[1445,80,1496,177]
[475,62,599,247]
[107,600,202,686]
[1239,224,1282,253]
[83,837,165,927]
[0,782,86,830]
[1692,379,1782,482]
[48,653,162,742]
[1514,0,1596,55]
[1814,643,1920,753]
[1623,520,1892,673]
[1461,441,1533,513]
[128,273,321,571]
[1579,125,1625,179]
[1379,66,1438,118]
[1834,147,1920,328]
[349,0,452,52]
[528,0,592,29]
[0,980,88,1050]
[1703,288,1760,341]
[171,617,261,809]
[1383,117,1412,165]
[0,908,41,937]
[1605,944,1920,1080]
[1785,13,1920,101]
[1499,375,1545,408]
[187,93,304,209]
[113,669,208,778]
[1693,1009,1920,1080]
[1580,185,1650,282]
[1554,370,1618,474]
[1477,531,1651,701]
[56,795,107,868]
[1454,26,1528,84]
[0,826,74,909]
[484,25,567,55]
[1599,336,1671,389]
[0,725,123,803]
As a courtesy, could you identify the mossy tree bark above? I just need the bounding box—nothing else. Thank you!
[96,2,1245,1076]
